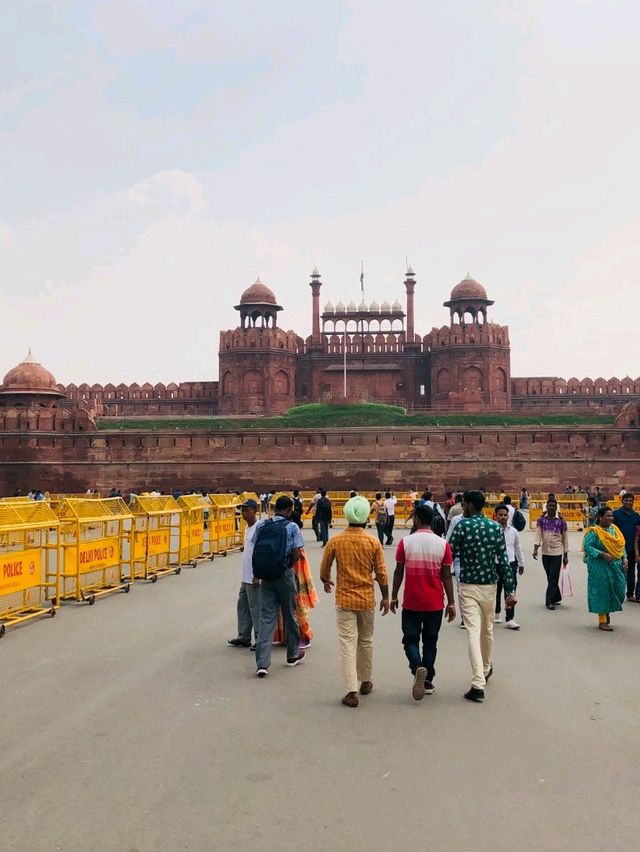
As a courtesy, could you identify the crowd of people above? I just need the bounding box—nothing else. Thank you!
[225,484,640,708]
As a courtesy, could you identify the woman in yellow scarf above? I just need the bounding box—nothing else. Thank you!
[583,507,628,631]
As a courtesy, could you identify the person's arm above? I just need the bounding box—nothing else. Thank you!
[319,540,335,592]
[514,530,525,574]
[390,540,405,613]
[495,530,516,599]
[561,521,569,565]
[635,528,640,564]
[533,521,542,558]
[583,531,607,561]
[441,543,455,621]
[373,543,390,614]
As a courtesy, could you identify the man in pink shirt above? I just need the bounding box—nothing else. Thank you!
[391,505,456,701]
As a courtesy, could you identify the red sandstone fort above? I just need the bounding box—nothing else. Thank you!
[0,271,638,494]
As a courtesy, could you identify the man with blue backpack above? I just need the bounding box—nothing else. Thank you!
[253,495,307,677]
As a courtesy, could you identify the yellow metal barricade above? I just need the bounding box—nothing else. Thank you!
[129,495,182,582]
[52,498,133,605]
[208,495,243,556]
[177,494,209,566]
[0,502,60,637]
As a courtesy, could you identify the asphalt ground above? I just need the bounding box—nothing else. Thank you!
[2,525,639,852]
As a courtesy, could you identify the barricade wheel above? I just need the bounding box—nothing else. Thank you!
[0,624,5,638]
[222,551,227,557]
[124,583,131,593]
[210,554,215,561]
[151,575,158,583]
[88,594,96,606]
[175,566,182,575]
[50,607,56,618]
[51,597,58,607]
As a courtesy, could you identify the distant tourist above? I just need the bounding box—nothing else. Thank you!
[305,487,322,541]
[584,496,598,528]
[501,495,515,526]
[519,488,529,510]
[391,504,455,701]
[253,496,306,677]
[446,493,464,526]
[532,496,568,610]
[443,491,455,515]
[291,489,304,526]
[371,492,388,545]
[228,498,261,650]
[449,490,516,703]
[315,489,332,547]
[612,493,640,601]
[494,504,525,629]
[383,491,397,545]
[583,507,627,631]
[320,496,389,708]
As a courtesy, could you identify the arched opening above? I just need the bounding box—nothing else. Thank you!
[273,370,290,395]
[462,366,483,391]
[243,370,264,395]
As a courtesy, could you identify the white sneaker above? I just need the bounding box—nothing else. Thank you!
[459,622,466,629]
[494,614,502,623]
[505,620,521,630]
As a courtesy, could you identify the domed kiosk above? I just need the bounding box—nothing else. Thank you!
[444,275,495,325]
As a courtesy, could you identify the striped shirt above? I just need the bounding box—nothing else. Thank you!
[320,528,388,610]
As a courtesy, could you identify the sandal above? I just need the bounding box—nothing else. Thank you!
[342,692,359,707]
[598,623,614,631]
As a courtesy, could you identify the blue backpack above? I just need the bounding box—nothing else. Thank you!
[252,519,290,580]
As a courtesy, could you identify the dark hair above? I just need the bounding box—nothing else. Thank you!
[456,492,463,503]
[320,489,327,497]
[503,495,512,505]
[588,496,597,506]
[350,490,356,498]
[495,503,508,514]
[463,490,486,512]
[424,490,433,500]
[547,495,557,504]
[446,491,452,498]
[413,505,434,526]
[623,492,635,500]
[598,506,611,519]
[293,489,299,497]
[275,496,293,512]
[375,492,382,500]
[385,491,391,498]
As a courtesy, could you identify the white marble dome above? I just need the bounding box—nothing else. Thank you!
[381,300,391,313]
[335,301,346,313]
[358,300,368,312]
[346,300,357,312]
[369,300,379,312]
[324,301,334,314]
[392,299,402,312]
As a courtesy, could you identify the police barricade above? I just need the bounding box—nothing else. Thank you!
[129,495,182,582]
[207,495,243,557]
[529,506,586,531]
[48,493,102,511]
[177,494,209,567]
[52,498,133,605]
[0,501,60,636]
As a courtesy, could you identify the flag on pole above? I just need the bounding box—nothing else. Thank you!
[360,261,364,295]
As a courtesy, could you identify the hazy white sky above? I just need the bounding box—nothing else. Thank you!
[1,0,639,385]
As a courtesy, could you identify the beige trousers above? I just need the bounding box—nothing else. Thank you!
[459,584,496,689]
[336,607,375,693]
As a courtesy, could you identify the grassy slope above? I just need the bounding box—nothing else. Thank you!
[97,403,615,431]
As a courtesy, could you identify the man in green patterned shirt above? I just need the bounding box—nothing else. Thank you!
[449,490,517,703]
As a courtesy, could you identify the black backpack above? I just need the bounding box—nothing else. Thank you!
[512,508,526,532]
[252,519,290,580]
[431,509,446,537]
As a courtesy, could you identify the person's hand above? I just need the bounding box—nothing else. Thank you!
[518,565,525,575]
[445,603,456,622]
[601,552,613,563]
[563,555,569,566]
[505,594,517,607]
[323,580,334,594]
[380,597,390,615]
[532,549,539,560]
[252,577,261,588]
[390,599,399,614]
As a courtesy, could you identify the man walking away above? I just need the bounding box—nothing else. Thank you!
[612,493,640,601]
[320,496,389,708]
[305,487,322,541]
[291,489,304,527]
[449,491,516,703]
[316,489,332,546]
[391,505,456,701]
[494,504,525,629]
[447,493,464,527]
[228,499,261,650]
[371,492,388,545]
[253,496,306,677]
[533,496,568,610]
[384,491,397,544]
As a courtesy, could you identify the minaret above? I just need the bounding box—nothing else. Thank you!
[404,266,416,343]
[309,267,322,345]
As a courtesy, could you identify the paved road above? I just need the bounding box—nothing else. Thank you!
[2,526,639,852]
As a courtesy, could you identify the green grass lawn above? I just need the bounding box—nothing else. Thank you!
[97,402,615,431]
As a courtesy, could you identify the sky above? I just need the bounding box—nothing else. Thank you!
[1,0,639,385]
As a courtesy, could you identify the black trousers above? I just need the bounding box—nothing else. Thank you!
[311,515,320,541]
[495,561,518,621]
[626,550,637,597]
[385,516,395,542]
[542,554,563,606]
[375,522,385,545]
[401,608,444,681]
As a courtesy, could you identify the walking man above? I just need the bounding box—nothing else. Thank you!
[320,496,389,708]
[533,496,569,610]
[316,489,332,546]
[383,491,397,544]
[253,496,306,677]
[449,490,516,703]
[305,487,322,541]
[612,493,640,601]
[371,492,388,545]
[494,504,525,629]
[227,498,261,650]
[391,505,456,701]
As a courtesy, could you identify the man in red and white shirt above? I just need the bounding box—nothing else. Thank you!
[391,504,456,701]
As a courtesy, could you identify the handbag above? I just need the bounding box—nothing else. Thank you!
[560,565,573,597]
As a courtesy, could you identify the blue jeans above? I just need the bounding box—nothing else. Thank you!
[255,568,300,669]
[318,519,329,545]
[401,608,444,681]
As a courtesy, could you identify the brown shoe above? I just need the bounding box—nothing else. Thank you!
[359,681,373,695]
[342,692,359,707]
